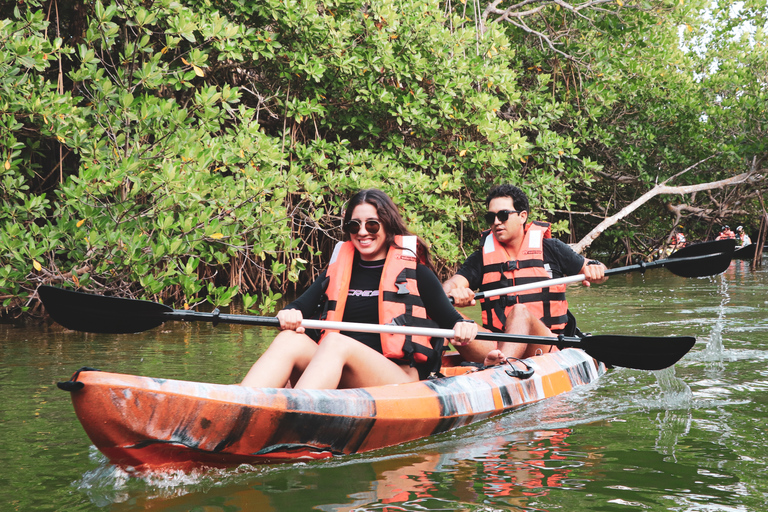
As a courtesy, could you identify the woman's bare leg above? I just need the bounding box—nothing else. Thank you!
[240,330,318,387]
[294,333,419,389]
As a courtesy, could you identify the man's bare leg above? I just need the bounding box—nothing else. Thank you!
[499,304,558,359]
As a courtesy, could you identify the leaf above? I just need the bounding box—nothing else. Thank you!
[192,64,204,77]
[33,260,42,271]
[4,161,9,170]
[211,233,224,239]
[459,149,467,157]
[76,219,86,228]
[616,0,623,5]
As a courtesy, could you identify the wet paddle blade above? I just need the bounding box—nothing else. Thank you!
[665,239,735,277]
[38,285,172,334]
[581,334,696,370]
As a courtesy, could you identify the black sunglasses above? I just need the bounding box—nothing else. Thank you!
[344,219,381,235]
[484,209,521,224]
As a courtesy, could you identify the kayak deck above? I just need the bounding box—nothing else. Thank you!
[60,348,604,470]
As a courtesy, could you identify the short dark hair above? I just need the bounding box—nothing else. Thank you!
[486,184,529,213]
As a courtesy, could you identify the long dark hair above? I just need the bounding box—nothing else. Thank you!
[343,189,433,269]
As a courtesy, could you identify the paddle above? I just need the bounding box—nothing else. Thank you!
[37,285,694,371]
[733,244,756,260]
[470,239,736,302]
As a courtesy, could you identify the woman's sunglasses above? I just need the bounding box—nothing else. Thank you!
[484,209,521,225]
[343,219,381,235]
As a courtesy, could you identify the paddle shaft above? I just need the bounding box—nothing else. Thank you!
[473,249,731,301]
[157,309,570,345]
[37,285,696,370]
[104,308,697,369]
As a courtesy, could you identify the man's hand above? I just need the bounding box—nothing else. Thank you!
[443,274,476,307]
[447,287,477,307]
[581,260,608,287]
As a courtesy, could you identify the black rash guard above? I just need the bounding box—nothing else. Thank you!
[285,254,464,355]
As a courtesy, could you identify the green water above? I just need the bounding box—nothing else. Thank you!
[2,258,767,511]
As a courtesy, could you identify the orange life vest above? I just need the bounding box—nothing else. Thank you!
[718,230,735,240]
[321,235,437,364]
[480,221,569,332]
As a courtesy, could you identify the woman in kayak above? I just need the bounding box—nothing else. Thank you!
[241,189,477,389]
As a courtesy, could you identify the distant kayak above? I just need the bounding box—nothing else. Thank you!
[58,349,605,471]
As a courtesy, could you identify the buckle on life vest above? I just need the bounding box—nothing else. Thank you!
[395,282,410,295]
[502,294,520,307]
[501,260,519,272]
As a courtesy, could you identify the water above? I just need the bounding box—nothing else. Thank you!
[1,258,767,511]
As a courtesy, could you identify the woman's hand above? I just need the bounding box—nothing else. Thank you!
[276,308,305,333]
[451,320,478,346]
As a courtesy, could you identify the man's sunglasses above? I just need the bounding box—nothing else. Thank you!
[484,209,521,224]
[343,219,381,235]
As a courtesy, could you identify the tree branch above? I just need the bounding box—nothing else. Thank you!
[571,170,764,254]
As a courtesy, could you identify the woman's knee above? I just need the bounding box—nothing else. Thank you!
[270,331,318,355]
[315,332,359,355]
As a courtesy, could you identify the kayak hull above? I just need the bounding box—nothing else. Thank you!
[61,349,604,470]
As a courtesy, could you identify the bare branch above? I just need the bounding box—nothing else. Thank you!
[570,170,765,254]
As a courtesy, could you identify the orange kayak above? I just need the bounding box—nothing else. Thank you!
[58,348,604,471]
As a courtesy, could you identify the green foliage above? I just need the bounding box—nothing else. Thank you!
[1,0,765,317]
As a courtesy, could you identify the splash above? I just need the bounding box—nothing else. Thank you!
[701,274,730,369]
[654,366,693,408]
[74,445,282,506]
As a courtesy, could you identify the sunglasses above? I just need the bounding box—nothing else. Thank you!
[484,209,521,224]
[343,219,381,235]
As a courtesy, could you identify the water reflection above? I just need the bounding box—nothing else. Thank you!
[91,426,598,512]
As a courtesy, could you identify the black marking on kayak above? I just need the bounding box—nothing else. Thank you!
[213,406,255,452]
[270,388,379,454]
[266,410,377,455]
[563,359,595,386]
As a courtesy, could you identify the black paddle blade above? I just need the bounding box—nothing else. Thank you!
[582,335,696,371]
[665,239,736,277]
[38,285,172,334]
[733,244,756,260]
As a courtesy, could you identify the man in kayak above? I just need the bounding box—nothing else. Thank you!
[241,189,477,389]
[673,225,687,248]
[442,184,607,364]
[716,225,736,240]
